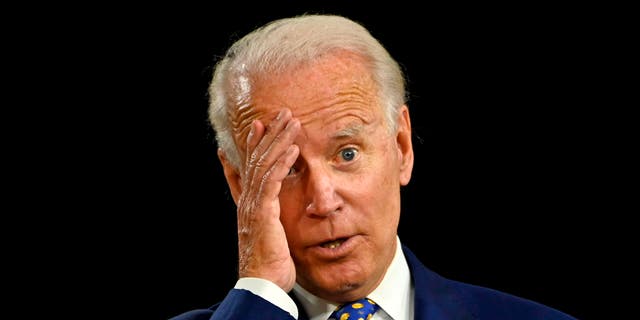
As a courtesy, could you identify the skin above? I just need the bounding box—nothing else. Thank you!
[218,51,414,303]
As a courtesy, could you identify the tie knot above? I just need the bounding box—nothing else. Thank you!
[329,297,379,320]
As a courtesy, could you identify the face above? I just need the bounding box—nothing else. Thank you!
[228,51,413,301]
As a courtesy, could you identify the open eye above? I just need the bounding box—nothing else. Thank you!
[339,147,358,162]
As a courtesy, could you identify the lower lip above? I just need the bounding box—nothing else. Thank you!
[311,235,360,260]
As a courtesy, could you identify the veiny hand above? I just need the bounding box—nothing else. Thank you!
[236,108,300,292]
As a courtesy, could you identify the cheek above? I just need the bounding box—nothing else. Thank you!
[278,190,312,252]
[355,143,402,211]
[360,173,398,209]
[346,176,395,217]
[365,141,401,188]
[277,189,306,228]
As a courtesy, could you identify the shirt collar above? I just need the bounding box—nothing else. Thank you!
[293,236,413,320]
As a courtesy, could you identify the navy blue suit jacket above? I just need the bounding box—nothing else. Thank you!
[171,245,576,319]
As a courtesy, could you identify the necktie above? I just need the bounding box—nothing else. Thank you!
[329,297,379,320]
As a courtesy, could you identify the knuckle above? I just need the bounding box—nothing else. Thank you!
[261,169,272,184]
[255,155,267,169]
[248,150,258,165]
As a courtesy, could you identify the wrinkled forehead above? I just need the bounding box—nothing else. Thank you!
[227,51,382,145]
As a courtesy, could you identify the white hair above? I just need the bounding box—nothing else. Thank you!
[209,14,407,169]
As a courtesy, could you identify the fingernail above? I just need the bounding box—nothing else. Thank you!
[276,109,286,121]
[285,118,299,130]
[247,121,255,142]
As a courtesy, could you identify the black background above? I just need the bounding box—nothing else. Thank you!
[19,2,626,319]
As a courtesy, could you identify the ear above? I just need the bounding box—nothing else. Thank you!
[396,105,414,186]
[218,148,243,205]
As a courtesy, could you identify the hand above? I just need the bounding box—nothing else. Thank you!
[236,108,300,292]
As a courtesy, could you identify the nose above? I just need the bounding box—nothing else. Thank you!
[304,165,343,217]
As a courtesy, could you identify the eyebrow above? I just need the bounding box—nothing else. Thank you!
[331,123,365,140]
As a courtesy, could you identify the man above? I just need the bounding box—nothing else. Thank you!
[172,14,576,320]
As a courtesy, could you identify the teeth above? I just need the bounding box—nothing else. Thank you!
[322,239,344,249]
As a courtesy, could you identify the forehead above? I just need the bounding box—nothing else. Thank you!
[230,51,383,139]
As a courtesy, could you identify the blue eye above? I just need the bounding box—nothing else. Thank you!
[340,148,357,161]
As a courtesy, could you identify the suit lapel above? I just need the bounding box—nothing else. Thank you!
[289,291,310,320]
[402,245,477,320]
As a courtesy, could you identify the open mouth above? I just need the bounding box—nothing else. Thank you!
[321,238,347,249]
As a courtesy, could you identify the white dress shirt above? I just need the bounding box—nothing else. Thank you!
[235,236,414,320]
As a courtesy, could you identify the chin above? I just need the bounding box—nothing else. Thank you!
[303,262,370,300]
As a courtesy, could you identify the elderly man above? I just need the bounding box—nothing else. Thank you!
[171,14,576,320]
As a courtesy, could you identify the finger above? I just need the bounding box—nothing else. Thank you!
[245,119,265,174]
[256,116,300,174]
[245,109,294,188]
[243,116,300,214]
[253,109,292,163]
[246,119,262,154]
[258,143,300,201]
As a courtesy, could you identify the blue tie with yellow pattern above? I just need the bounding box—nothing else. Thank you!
[329,297,379,320]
